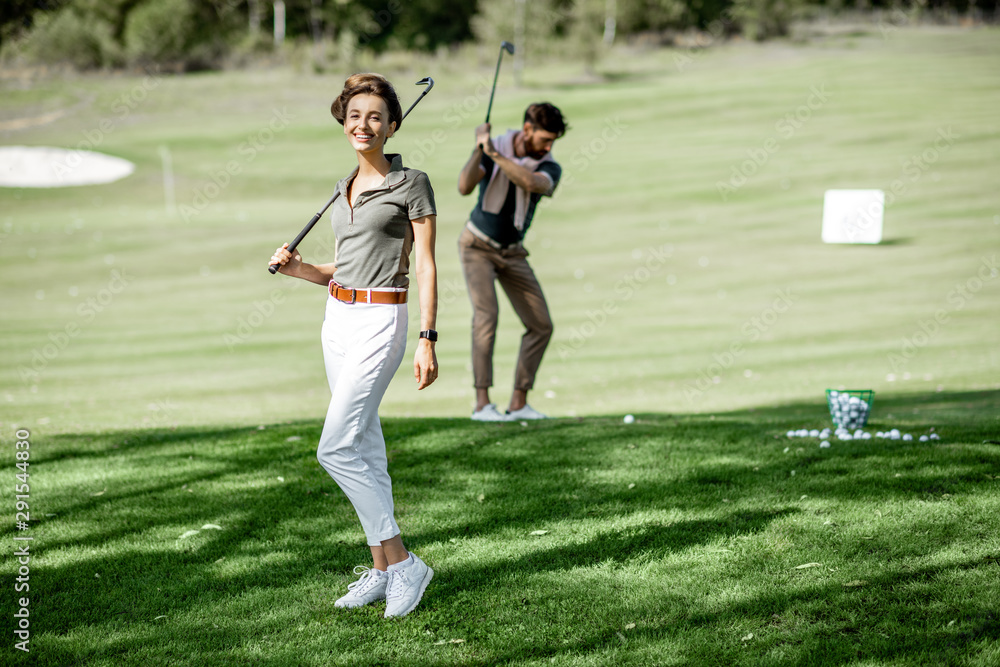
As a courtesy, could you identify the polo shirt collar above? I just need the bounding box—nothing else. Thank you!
[335,153,406,197]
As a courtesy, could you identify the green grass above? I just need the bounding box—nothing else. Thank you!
[1,27,998,430]
[4,393,1000,665]
[2,25,1000,665]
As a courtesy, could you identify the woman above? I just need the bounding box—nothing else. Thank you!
[269,73,437,618]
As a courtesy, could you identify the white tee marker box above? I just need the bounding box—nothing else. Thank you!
[822,189,884,244]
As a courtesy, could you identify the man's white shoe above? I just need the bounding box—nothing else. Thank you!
[471,403,509,422]
[384,552,433,618]
[506,403,547,420]
[334,566,387,609]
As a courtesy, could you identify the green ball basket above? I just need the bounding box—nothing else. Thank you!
[826,389,875,429]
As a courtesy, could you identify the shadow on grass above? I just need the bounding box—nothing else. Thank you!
[7,389,997,665]
[476,554,999,667]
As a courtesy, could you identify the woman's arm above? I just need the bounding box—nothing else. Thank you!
[269,243,336,286]
[411,214,438,390]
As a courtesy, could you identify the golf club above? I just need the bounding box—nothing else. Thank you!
[269,76,435,275]
[484,41,515,126]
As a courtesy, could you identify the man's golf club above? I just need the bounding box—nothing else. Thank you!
[269,76,435,275]
[484,41,515,125]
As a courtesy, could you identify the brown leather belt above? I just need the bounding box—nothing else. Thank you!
[329,281,407,304]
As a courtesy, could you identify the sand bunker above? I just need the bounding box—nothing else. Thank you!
[0,146,135,188]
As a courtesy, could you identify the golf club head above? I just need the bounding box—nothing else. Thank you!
[401,76,435,121]
[501,41,515,55]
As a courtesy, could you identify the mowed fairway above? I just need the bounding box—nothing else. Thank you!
[1,26,999,666]
[2,27,999,428]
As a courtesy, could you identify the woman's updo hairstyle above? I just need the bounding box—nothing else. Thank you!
[330,73,403,131]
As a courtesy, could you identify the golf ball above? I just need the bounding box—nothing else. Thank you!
[820,440,831,448]
[623,414,635,424]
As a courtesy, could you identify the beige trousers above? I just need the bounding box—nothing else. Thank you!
[458,226,553,391]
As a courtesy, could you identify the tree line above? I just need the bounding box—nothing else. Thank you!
[2,0,995,71]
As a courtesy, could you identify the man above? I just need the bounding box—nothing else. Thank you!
[457,102,568,421]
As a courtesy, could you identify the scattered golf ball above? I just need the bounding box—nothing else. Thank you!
[820,440,831,448]
[903,434,913,441]
[623,414,635,424]
[919,435,929,442]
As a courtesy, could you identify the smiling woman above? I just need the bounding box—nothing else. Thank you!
[267,72,438,619]
[0,146,134,188]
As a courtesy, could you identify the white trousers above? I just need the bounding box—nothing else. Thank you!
[316,296,407,546]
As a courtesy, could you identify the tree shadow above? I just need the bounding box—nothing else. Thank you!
[8,389,997,664]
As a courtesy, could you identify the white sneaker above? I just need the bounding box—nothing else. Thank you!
[472,403,509,422]
[334,566,387,609]
[506,404,547,420]
[384,552,433,618]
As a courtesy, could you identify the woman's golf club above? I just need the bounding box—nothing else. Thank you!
[269,76,435,274]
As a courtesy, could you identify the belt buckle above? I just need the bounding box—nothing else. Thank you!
[348,288,357,304]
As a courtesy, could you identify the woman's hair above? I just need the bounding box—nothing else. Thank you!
[523,102,568,138]
[330,73,403,130]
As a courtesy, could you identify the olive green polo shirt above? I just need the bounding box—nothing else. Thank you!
[329,153,436,290]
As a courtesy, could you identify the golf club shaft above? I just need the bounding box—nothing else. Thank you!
[269,77,434,275]
[481,42,513,151]
[484,49,505,125]
[267,193,338,274]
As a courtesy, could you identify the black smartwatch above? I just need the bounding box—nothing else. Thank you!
[419,329,438,342]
